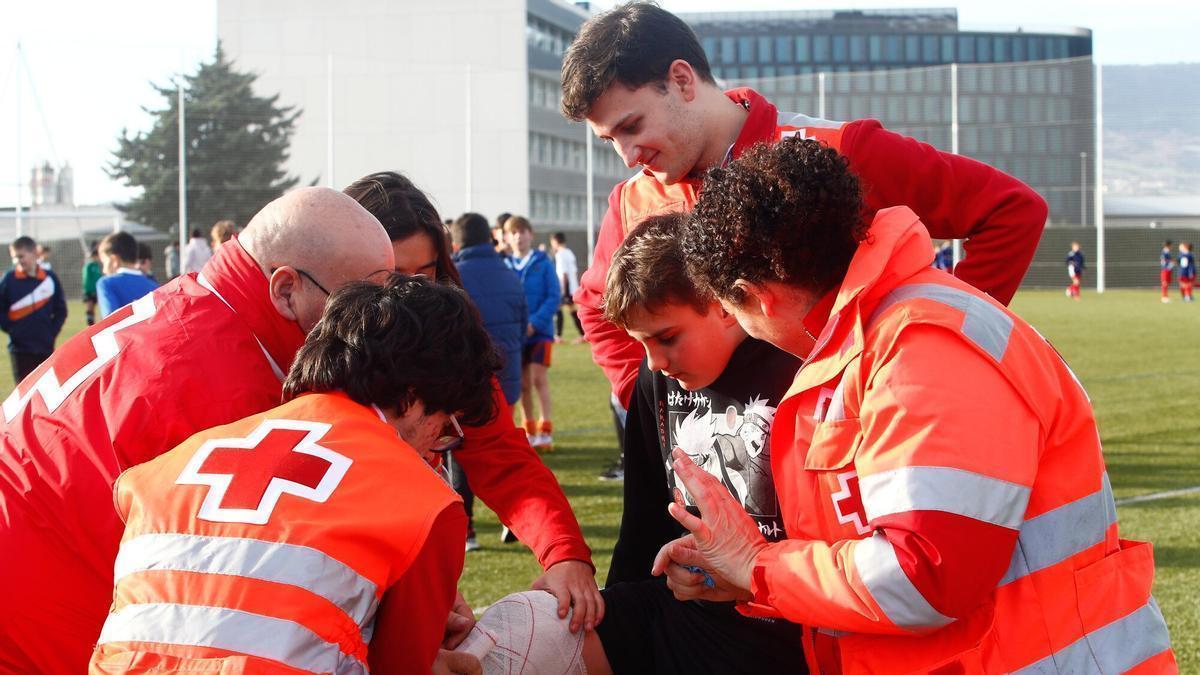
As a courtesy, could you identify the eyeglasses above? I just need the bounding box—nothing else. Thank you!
[429,415,464,454]
[269,267,331,296]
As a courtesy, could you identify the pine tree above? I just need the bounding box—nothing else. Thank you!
[108,44,301,233]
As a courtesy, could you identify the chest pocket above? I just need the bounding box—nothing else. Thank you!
[805,417,862,471]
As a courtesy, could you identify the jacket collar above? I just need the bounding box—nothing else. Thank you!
[198,236,306,377]
[14,265,46,281]
[724,87,779,164]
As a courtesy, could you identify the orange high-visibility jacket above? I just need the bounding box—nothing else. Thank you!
[744,207,1175,673]
[90,392,464,675]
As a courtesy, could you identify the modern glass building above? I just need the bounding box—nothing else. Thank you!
[682,9,1096,226]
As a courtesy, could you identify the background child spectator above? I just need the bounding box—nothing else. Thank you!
[81,242,102,326]
[551,232,584,343]
[1161,240,1174,303]
[182,228,212,274]
[1065,241,1085,300]
[96,232,158,318]
[1179,242,1195,302]
[0,236,68,382]
[504,216,560,451]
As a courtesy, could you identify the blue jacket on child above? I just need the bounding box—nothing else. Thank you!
[0,265,68,354]
[506,249,560,344]
[454,243,528,405]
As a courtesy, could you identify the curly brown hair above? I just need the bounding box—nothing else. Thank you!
[682,137,868,303]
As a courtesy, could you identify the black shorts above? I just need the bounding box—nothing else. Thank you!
[82,292,97,303]
[596,577,807,675]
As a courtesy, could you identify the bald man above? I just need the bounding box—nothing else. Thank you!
[0,187,394,674]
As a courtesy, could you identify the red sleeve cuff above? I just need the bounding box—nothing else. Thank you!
[737,545,784,619]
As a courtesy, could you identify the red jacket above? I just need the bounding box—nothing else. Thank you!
[0,238,590,674]
[576,87,1048,407]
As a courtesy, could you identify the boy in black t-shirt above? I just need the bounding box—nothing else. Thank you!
[585,214,807,675]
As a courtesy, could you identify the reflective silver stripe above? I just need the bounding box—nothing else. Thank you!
[860,466,1030,530]
[98,602,367,675]
[870,283,1014,362]
[1013,598,1173,674]
[853,532,954,631]
[114,533,379,629]
[1001,474,1116,585]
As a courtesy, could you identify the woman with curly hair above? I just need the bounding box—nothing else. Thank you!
[652,137,1174,672]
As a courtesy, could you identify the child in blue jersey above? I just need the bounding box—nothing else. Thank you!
[97,232,158,318]
[1179,242,1195,303]
[1160,241,1175,303]
[1065,241,1084,300]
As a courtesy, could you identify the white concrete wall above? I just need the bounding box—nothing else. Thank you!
[218,0,529,221]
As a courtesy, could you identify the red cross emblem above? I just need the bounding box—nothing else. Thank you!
[831,470,871,535]
[177,419,352,524]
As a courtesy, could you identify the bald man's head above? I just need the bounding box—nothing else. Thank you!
[241,186,394,333]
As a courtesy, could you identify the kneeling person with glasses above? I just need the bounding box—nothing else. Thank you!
[89,275,501,675]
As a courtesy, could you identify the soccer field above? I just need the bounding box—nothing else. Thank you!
[13,290,1197,666]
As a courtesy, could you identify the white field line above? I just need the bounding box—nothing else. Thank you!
[1115,485,1200,506]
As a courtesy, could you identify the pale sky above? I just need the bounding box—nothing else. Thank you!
[0,0,1193,207]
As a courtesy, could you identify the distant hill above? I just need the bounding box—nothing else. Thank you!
[1103,63,1200,195]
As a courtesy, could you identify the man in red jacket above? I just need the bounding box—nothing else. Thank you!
[560,3,1048,414]
[0,187,396,674]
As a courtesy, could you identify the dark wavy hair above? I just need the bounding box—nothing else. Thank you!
[283,274,502,426]
[561,2,715,121]
[343,171,463,287]
[683,137,868,303]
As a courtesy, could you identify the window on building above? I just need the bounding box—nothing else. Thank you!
[908,68,925,92]
[1031,67,1047,93]
[977,35,992,62]
[721,37,736,64]
[1012,36,1026,62]
[961,66,978,92]
[887,96,903,122]
[993,36,1008,62]
[869,35,883,61]
[795,35,811,62]
[833,97,851,120]
[993,96,1008,122]
[813,35,830,62]
[999,127,1014,152]
[1048,67,1061,93]
[702,37,719,64]
[905,96,921,123]
[1027,36,1042,60]
[832,35,848,62]
[775,35,794,62]
[850,35,866,63]
[904,35,920,62]
[738,36,754,63]
[851,96,868,119]
[957,36,976,62]
[744,66,759,80]
[923,96,942,123]
[853,69,871,92]
[979,67,994,92]
[885,35,902,62]
[922,35,938,63]
[758,36,773,63]
[941,35,955,62]
[959,95,973,123]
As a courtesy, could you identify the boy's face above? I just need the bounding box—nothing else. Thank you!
[506,228,532,254]
[624,300,745,391]
[99,251,119,275]
[10,247,36,275]
[587,81,704,186]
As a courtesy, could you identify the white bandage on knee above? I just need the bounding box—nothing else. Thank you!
[456,590,587,674]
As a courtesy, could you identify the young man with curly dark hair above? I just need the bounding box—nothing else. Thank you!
[90,275,501,675]
[650,136,1175,672]
[560,1,1048,430]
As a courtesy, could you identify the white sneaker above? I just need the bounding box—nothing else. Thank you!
[465,536,481,552]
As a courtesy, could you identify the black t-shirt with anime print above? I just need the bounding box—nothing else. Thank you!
[607,336,802,586]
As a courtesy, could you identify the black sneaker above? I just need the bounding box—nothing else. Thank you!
[500,525,519,543]
[598,463,625,481]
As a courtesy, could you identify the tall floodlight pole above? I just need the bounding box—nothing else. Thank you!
[178,81,187,250]
[1080,152,1087,226]
[327,53,335,188]
[585,124,595,264]
[1095,62,1105,293]
[950,63,963,265]
[817,71,826,119]
[15,43,23,238]
[464,64,473,212]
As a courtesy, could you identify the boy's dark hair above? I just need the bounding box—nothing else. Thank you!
[1165,240,1173,247]
[551,232,567,245]
[683,137,868,303]
[190,229,203,239]
[561,2,715,121]
[451,213,493,250]
[100,232,139,265]
[10,236,36,253]
[283,274,502,427]
[344,171,462,287]
[137,242,152,262]
[603,213,710,327]
[496,212,512,229]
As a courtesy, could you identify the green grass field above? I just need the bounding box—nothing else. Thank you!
[11,290,1196,666]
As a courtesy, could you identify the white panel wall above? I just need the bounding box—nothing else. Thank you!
[218,0,529,221]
